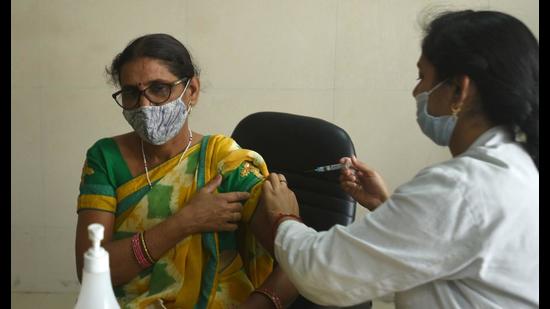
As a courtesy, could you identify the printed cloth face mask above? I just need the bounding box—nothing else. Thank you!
[415,80,458,146]
[123,79,192,145]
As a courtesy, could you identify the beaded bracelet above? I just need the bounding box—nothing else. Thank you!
[252,287,283,309]
[272,213,303,242]
[131,233,152,269]
[139,231,156,264]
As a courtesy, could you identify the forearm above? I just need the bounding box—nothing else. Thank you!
[108,213,193,285]
[259,266,299,308]
[77,209,196,286]
[241,266,298,308]
[244,212,299,307]
[250,201,300,258]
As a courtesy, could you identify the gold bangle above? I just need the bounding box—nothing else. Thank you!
[139,231,156,264]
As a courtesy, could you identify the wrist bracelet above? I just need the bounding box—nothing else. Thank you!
[252,287,283,309]
[272,213,302,242]
[131,233,152,269]
[139,231,156,264]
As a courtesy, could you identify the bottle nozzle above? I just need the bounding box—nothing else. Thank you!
[88,223,104,252]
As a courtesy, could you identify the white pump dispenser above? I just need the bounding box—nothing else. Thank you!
[74,223,120,309]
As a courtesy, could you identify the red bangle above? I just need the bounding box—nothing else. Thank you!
[252,287,283,309]
[272,213,302,241]
[131,233,152,269]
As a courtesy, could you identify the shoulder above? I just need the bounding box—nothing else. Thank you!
[390,159,472,220]
[205,134,267,174]
[211,134,263,157]
[87,132,135,157]
[406,159,468,192]
[206,134,241,151]
[206,134,246,161]
[395,150,530,221]
[383,160,480,241]
[84,136,125,173]
[86,137,117,157]
[401,155,498,201]
[410,147,512,188]
[415,142,535,192]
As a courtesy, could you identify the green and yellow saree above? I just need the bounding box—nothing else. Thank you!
[78,135,273,309]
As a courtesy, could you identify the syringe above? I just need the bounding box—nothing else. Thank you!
[311,163,348,172]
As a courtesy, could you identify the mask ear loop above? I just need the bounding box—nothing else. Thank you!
[427,79,447,95]
[181,78,193,114]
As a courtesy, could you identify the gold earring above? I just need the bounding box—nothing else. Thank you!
[451,105,461,117]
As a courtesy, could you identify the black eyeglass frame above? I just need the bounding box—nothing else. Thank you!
[111,78,189,110]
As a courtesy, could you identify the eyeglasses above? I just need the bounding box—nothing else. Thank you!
[112,78,187,110]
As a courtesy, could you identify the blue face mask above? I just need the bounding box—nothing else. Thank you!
[415,80,457,146]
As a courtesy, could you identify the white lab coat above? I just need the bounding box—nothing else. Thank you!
[275,126,538,308]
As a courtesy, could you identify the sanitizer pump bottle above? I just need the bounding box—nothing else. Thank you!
[74,223,120,309]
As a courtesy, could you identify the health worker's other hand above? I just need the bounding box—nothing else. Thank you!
[179,174,249,233]
[252,173,300,256]
[339,156,389,211]
[249,173,300,257]
[261,173,300,224]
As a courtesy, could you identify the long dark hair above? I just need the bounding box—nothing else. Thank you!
[421,10,539,169]
[106,33,199,87]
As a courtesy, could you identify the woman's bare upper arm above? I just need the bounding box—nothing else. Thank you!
[248,200,275,256]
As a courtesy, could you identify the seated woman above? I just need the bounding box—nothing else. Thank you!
[75,33,296,309]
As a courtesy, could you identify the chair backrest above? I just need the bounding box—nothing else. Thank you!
[232,112,372,309]
[231,111,357,230]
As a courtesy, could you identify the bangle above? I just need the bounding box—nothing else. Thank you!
[139,231,156,264]
[252,287,283,309]
[131,233,152,269]
[272,213,302,242]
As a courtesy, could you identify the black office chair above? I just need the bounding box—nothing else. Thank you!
[232,111,372,309]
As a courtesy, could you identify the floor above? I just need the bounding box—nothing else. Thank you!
[11,292,396,308]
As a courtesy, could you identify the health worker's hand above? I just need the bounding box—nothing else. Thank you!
[339,156,389,211]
